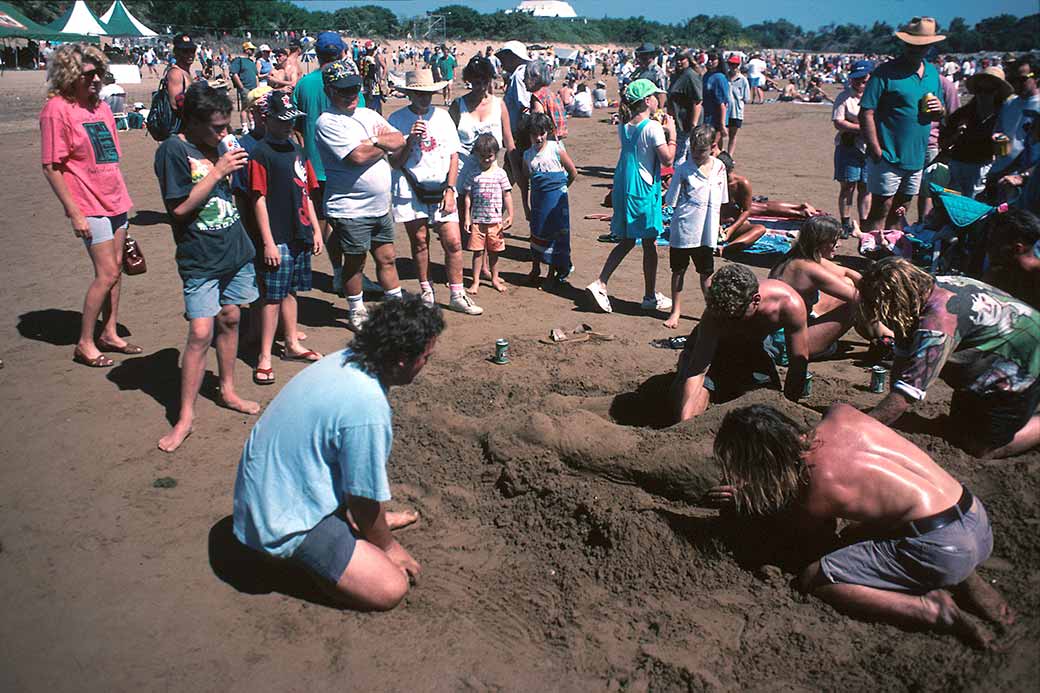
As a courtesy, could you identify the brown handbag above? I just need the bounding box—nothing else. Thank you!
[123,234,147,275]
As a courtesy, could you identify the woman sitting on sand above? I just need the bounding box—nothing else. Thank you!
[40,43,140,368]
[769,215,892,356]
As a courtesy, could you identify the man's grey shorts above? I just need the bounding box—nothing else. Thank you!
[329,212,395,255]
[820,496,993,594]
[291,513,358,585]
[866,157,923,197]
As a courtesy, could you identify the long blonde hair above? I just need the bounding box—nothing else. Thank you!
[857,257,935,340]
[47,43,108,101]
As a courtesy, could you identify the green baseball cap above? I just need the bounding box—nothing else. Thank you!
[624,79,665,103]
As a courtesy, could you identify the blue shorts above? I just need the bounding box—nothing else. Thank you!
[261,242,313,302]
[820,494,992,594]
[833,145,867,183]
[182,262,259,319]
[749,77,762,88]
[866,157,923,197]
[291,512,357,585]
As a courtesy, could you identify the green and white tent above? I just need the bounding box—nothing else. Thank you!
[100,0,158,37]
[47,0,107,37]
[0,1,98,42]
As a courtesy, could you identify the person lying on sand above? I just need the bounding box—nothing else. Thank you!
[859,258,1040,459]
[233,296,441,611]
[672,264,814,422]
[715,151,819,255]
[708,403,1016,650]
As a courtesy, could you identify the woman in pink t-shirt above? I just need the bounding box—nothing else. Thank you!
[41,44,138,367]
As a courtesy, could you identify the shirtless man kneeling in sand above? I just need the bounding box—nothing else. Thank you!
[709,403,1015,648]
[673,264,849,422]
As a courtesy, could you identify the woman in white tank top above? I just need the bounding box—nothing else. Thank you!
[451,56,516,228]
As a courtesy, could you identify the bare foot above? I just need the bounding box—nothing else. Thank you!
[663,313,680,329]
[492,279,509,293]
[386,509,420,530]
[158,423,193,453]
[466,283,480,296]
[219,392,261,415]
[928,590,995,650]
[953,572,1016,628]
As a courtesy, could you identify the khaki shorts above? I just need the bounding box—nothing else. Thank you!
[467,223,505,253]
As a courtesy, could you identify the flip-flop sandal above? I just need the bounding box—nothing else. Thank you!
[282,349,322,362]
[97,339,143,355]
[573,324,616,341]
[253,366,276,385]
[539,328,590,345]
[72,348,114,368]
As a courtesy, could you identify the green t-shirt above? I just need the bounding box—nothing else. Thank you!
[859,58,943,172]
[440,55,456,81]
[154,136,255,279]
[292,69,365,182]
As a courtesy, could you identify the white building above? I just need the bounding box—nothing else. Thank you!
[514,1,578,18]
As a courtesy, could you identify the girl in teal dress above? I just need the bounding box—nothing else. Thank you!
[586,79,677,314]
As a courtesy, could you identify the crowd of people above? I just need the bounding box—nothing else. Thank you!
[38,15,1037,647]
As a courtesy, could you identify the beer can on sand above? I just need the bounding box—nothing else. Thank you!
[218,133,242,157]
[869,365,888,394]
[802,372,814,397]
[492,338,510,365]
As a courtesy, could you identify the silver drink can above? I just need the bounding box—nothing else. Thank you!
[802,371,814,397]
[218,133,241,157]
[493,338,509,364]
[869,365,888,393]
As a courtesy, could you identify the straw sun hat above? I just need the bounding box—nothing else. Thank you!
[967,66,1014,101]
[401,69,449,92]
[894,16,946,45]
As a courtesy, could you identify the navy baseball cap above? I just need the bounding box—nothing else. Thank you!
[315,31,346,58]
[849,60,875,79]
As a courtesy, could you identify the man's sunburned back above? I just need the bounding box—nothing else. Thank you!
[802,404,963,525]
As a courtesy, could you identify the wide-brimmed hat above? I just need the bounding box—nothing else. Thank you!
[401,69,449,92]
[967,67,1014,101]
[849,60,875,79]
[496,40,530,62]
[894,17,946,45]
[634,42,658,55]
[242,41,256,51]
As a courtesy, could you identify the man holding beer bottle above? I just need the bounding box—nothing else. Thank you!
[860,17,946,231]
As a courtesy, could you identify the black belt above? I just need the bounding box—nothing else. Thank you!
[893,486,973,538]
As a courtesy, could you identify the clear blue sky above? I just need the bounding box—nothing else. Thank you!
[293,0,1036,31]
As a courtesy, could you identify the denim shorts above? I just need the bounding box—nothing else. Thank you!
[866,157,922,197]
[182,262,259,319]
[291,512,357,585]
[260,242,312,302]
[83,212,129,250]
[833,145,867,183]
[329,213,395,255]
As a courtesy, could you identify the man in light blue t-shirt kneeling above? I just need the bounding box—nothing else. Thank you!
[233,295,444,610]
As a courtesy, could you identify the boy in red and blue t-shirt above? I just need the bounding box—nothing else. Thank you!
[249,93,324,384]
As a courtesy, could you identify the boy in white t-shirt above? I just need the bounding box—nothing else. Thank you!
[663,125,728,329]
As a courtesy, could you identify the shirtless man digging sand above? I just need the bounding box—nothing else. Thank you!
[709,403,1016,649]
[672,264,849,422]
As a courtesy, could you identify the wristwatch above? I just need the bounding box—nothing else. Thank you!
[446,184,457,192]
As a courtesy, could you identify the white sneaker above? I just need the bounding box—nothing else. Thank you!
[448,293,484,315]
[586,280,612,313]
[640,292,673,312]
[332,267,344,296]
[348,304,369,331]
[420,285,436,306]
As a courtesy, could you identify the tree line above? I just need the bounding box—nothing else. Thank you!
[12,0,1038,52]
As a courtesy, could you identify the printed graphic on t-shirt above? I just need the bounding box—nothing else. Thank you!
[82,121,119,164]
[188,156,240,230]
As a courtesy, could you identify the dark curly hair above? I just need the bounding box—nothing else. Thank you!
[463,55,495,83]
[182,82,232,125]
[706,264,759,319]
[347,294,445,377]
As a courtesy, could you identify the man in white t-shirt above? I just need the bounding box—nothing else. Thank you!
[387,69,483,316]
[316,59,408,330]
[746,54,767,104]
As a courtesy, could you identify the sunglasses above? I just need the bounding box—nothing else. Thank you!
[80,68,105,81]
